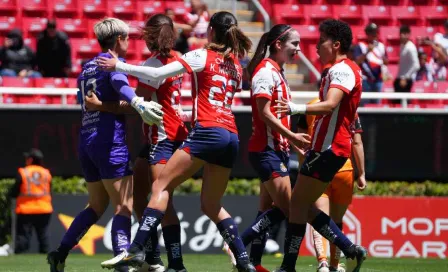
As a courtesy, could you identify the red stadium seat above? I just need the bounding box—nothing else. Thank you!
[390,6,421,26]
[56,18,88,38]
[127,20,145,38]
[410,26,437,42]
[386,64,398,79]
[385,45,400,64]
[272,4,305,25]
[1,77,35,87]
[126,39,140,60]
[66,78,78,88]
[304,5,332,24]
[24,37,36,51]
[52,0,78,18]
[165,1,191,15]
[380,26,400,44]
[419,6,448,26]
[292,25,319,41]
[71,38,101,59]
[136,40,151,58]
[22,0,49,17]
[0,16,20,34]
[35,78,67,88]
[333,5,363,25]
[79,0,108,18]
[362,6,393,26]
[23,17,48,37]
[0,0,18,16]
[109,0,138,20]
[0,93,19,103]
[351,26,367,43]
[137,1,165,20]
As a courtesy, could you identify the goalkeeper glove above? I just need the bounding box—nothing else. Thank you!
[131,97,163,125]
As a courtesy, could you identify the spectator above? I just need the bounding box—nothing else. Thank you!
[419,37,447,81]
[165,8,191,54]
[8,149,53,254]
[37,19,72,77]
[433,20,448,54]
[416,51,435,82]
[0,29,41,78]
[183,0,209,49]
[353,23,388,104]
[394,25,420,94]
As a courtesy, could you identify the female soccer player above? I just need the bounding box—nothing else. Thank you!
[296,102,366,272]
[46,18,163,272]
[84,14,190,272]
[97,12,257,272]
[222,24,310,272]
[274,19,367,272]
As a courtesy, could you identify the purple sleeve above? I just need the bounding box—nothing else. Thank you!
[109,72,136,103]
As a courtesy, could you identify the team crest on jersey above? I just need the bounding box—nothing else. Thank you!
[280,163,287,172]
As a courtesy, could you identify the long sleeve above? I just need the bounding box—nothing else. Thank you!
[404,43,420,79]
[115,60,187,82]
[109,72,136,103]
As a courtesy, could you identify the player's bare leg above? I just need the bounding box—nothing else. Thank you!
[313,197,331,272]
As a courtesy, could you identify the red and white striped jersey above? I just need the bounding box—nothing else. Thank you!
[139,51,189,144]
[311,58,362,157]
[178,49,242,134]
[248,59,291,152]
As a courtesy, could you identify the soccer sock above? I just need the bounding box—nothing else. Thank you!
[144,230,162,265]
[280,223,306,269]
[58,207,98,260]
[242,207,285,246]
[163,224,185,269]
[330,223,343,268]
[217,218,250,267]
[130,208,164,252]
[111,214,131,256]
[311,212,355,258]
[249,211,267,266]
[313,228,328,263]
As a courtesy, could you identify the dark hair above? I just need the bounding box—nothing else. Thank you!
[319,19,352,54]
[400,25,411,34]
[418,51,427,58]
[246,24,292,77]
[204,11,252,59]
[142,14,176,58]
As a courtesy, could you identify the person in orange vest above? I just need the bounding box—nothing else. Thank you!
[8,148,53,254]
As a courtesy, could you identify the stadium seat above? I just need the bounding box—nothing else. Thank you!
[386,64,398,79]
[362,6,393,26]
[35,78,67,88]
[333,5,363,25]
[385,45,400,64]
[52,0,78,18]
[0,93,18,103]
[351,26,367,42]
[136,40,151,58]
[0,0,18,16]
[23,17,48,37]
[291,25,319,41]
[24,37,36,51]
[380,26,400,44]
[127,20,145,38]
[137,1,165,20]
[304,5,333,24]
[56,18,88,38]
[71,38,101,59]
[1,77,35,87]
[22,0,49,17]
[272,4,305,25]
[165,1,191,21]
[79,0,108,18]
[0,17,20,34]
[125,40,140,60]
[419,6,448,26]
[391,6,422,26]
[410,26,437,41]
[109,0,138,20]
[66,78,78,88]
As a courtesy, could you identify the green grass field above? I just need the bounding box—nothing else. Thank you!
[1,254,447,272]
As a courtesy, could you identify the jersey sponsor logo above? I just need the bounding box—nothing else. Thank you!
[332,71,351,84]
[280,162,287,172]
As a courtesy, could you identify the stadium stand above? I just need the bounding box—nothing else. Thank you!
[0,0,447,108]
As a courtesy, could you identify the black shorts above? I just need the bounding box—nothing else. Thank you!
[299,149,348,183]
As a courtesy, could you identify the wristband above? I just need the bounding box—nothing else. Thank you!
[288,102,307,115]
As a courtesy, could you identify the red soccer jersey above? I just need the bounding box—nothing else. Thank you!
[139,51,189,144]
[178,49,243,134]
[311,58,362,157]
[248,59,291,152]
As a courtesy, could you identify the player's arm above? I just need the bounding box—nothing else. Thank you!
[85,91,134,114]
[352,132,366,190]
[97,50,187,82]
[294,114,309,156]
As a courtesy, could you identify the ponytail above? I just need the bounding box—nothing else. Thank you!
[142,14,176,58]
[205,25,252,59]
[157,24,175,58]
[246,32,269,78]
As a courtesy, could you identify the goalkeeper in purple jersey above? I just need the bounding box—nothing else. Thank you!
[47,18,163,272]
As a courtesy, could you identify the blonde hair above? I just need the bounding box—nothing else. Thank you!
[94,18,129,49]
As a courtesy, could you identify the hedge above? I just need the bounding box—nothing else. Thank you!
[1,177,448,244]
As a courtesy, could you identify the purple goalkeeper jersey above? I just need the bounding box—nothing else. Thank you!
[78,53,128,145]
